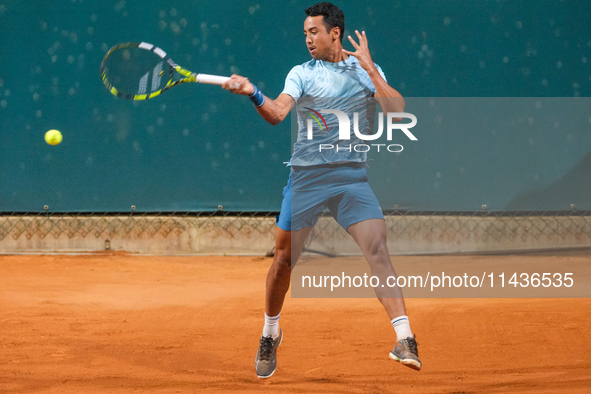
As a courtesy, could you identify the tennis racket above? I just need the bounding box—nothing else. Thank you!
[100,42,230,100]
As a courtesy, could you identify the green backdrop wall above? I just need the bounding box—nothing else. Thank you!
[1,0,590,212]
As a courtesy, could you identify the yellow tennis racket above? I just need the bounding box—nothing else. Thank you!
[100,42,229,100]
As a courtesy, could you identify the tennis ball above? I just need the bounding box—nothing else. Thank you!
[45,129,62,145]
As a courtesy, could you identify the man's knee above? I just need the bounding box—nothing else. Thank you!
[364,237,389,259]
[273,247,292,270]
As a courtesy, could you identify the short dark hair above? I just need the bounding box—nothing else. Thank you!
[305,2,345,42]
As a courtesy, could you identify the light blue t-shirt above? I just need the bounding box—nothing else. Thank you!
[281,56,387,166]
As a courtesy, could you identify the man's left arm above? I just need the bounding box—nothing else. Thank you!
[342,30,405,115]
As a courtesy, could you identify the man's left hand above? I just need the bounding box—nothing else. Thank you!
[342,30,377,73]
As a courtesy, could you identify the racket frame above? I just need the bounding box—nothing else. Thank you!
[100,42,229,100]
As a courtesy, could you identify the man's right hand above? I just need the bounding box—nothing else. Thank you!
[222,74,255,96]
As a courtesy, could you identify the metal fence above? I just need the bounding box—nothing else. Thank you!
[1,210,590,255]
[305,209,591,256]
[0,211,275,242]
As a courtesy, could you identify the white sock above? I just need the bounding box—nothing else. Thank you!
[391,315,413,341]
[262,313,281,339]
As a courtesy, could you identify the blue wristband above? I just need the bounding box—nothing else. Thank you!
[249,84,265,108]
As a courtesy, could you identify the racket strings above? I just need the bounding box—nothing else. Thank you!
[150,62,164,92]
[103,47,173,97]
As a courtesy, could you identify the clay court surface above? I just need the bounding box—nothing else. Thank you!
[1,253,590,393]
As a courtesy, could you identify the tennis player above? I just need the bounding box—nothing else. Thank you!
[223,2,421,377]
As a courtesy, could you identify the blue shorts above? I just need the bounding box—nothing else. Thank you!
[276,163,385,232]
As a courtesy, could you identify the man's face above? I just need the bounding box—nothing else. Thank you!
[304,15,338,60]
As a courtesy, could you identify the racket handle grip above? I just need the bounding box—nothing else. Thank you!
[194,73,230,85]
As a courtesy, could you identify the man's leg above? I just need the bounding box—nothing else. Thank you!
[265,227,311,316]
[255,226,312,378]
[348,218,422,371]
[347,219,406,317]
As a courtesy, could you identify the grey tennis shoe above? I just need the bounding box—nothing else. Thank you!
[255,330,283,378]
[389,335,422,371]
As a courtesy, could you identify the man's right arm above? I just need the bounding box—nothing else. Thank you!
[254,93,294,126]
[222,74,294,126]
